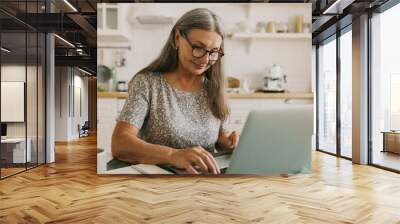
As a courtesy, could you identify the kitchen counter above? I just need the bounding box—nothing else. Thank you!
[97,91,314,99]
[98,91,128,98]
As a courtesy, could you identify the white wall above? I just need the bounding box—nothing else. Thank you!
[98,3,312,92]
[71,73,89,138]
[1,65,33,137]
[54,67,89,141]
[55,67,69,141]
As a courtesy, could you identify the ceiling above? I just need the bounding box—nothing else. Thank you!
[0,0,97,75]
[1,0,395,74]
[311,0,390,43]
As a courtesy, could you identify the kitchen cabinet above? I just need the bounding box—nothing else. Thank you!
[97,3,129,42]
[97,4,118,33]
[97,98,126,152]
[227,99,312,134]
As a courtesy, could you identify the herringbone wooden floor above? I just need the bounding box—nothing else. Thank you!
[1,135,400,224]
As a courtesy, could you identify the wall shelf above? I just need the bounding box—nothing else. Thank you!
[227,32,311,53]
[228,32,311,40]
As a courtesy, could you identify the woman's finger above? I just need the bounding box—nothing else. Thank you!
[232,131,238,146]
[196,148,218,174]
[185,164,198,174]
[194,146,219,174]
[193,156,209,174]
[228,131,238,148]
[205,149,220,174]
[201,152,220,174]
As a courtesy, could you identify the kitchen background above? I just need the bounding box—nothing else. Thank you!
[97,3,314,169]
[98,3,312,91]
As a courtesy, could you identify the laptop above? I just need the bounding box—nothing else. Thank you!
[223,105,313,174]
[162,105,313,175]
[106,105,313,175]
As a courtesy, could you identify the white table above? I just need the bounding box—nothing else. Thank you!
[1,138,31,163]
[97,151,173,174]
[97,151,231,175]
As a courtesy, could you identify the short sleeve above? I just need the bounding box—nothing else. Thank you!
[116,73,150,129]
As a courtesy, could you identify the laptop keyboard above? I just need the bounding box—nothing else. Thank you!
[220,167,228,174]
[158,150,232,174]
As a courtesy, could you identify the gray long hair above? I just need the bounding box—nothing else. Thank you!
[136,8,229,122]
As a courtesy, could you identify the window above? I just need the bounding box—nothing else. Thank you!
[340,28,352,158]
[316,25,353,159]
[390,74,400,130]
[370,2,400,171]
[317,37,337,155]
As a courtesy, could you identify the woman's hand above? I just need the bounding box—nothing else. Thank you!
[217,130,238,151]
[168,146,220,174]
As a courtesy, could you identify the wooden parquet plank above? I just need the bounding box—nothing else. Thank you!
[1,134,400,223]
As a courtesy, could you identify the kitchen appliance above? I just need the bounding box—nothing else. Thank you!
[116,81,127,92]
[263,64,287,92]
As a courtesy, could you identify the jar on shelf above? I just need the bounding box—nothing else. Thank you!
[276,22,289,33]
[266,21,276,33]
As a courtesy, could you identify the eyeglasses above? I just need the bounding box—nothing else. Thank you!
[180,32,224,61]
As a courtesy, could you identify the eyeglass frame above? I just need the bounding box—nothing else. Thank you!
[179,31,224,62]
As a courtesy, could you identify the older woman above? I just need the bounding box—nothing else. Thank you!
[111,8,238,174]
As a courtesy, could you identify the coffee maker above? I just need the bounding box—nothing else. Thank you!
[263,64,287,92]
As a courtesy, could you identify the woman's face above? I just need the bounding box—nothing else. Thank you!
[175,28,223,76]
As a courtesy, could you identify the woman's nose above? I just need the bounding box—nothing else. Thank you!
[198,53,210,65]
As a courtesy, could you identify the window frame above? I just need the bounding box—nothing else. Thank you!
[315,24,353,161]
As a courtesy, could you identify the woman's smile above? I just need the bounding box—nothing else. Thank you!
[192,61,207,70]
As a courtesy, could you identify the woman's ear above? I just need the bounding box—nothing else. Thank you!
[174,28,180,50]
